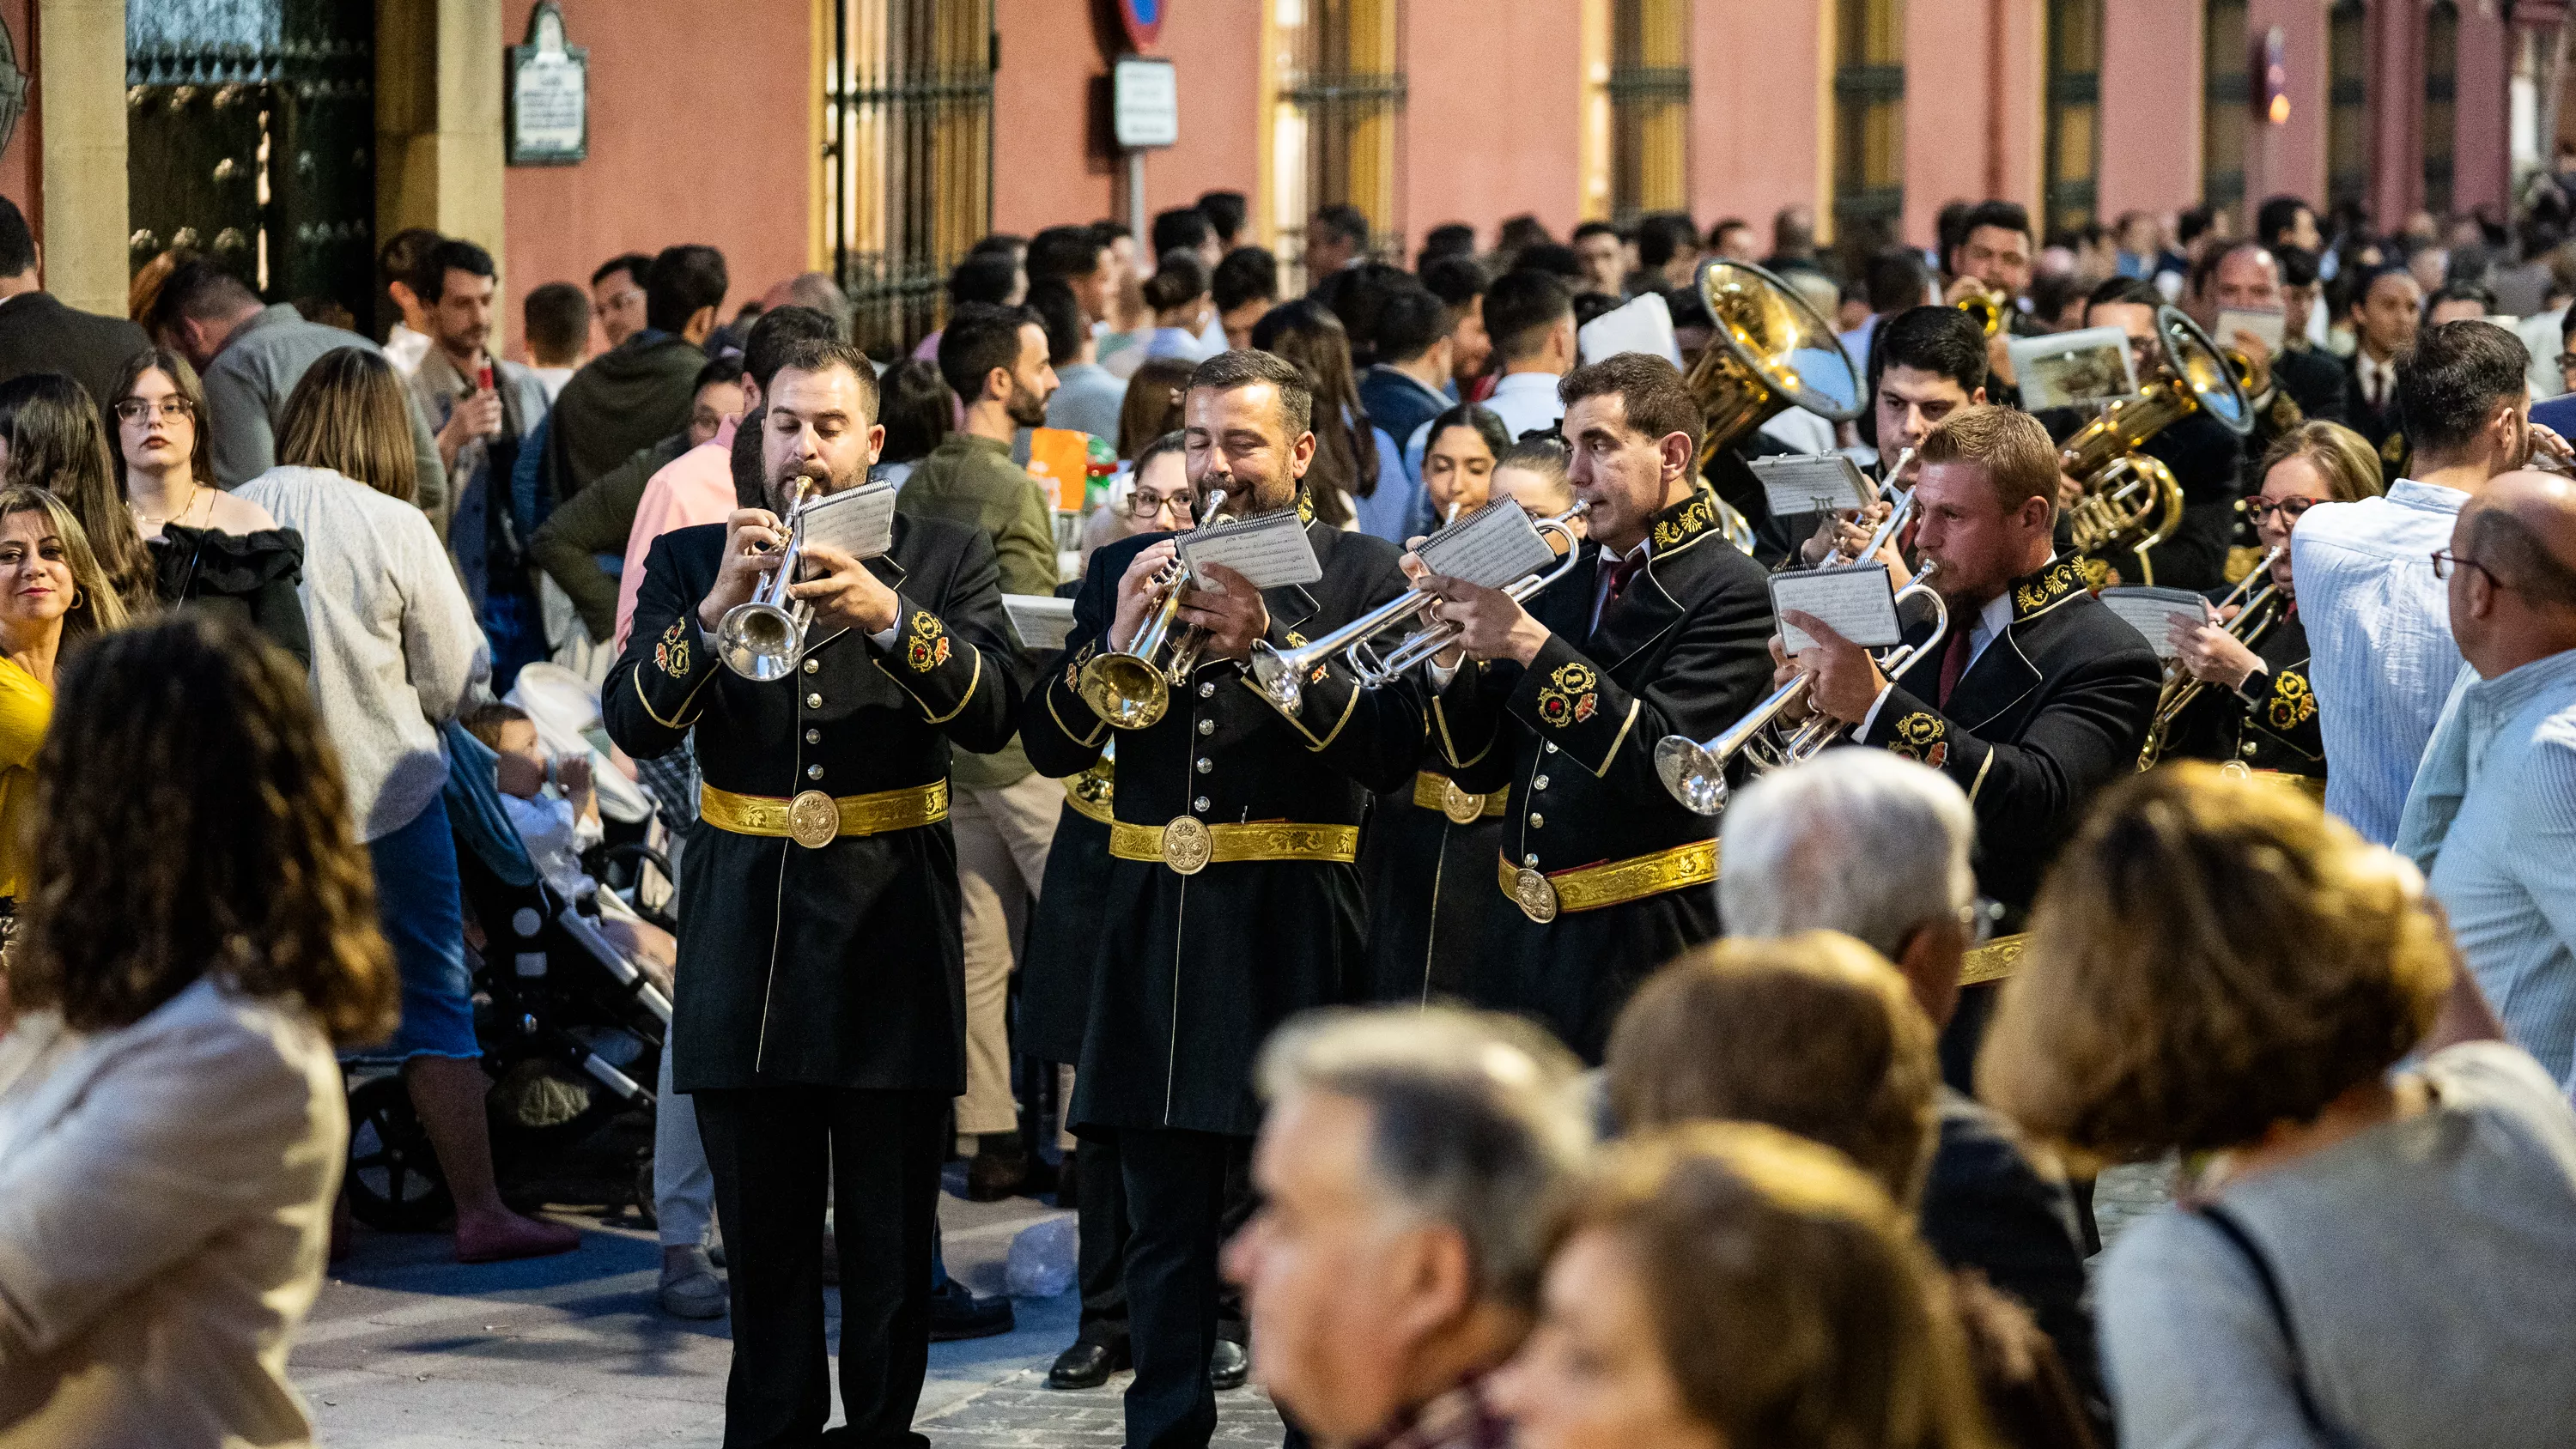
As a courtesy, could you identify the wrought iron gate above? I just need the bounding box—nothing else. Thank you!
[826,0,996,360]
[127,0,376,325]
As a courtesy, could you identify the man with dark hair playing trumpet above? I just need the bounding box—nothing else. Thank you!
[605,337,1024,1447]
[1020,349,1426,1449]
[1412,353,1777,1062]
[1774,404,2160,1082]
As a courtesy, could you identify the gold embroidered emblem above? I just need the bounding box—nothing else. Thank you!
[1887,711,1948,768]
[1535,660,1597,728]
[1649,490,1721,551]
[1513,865,1560,924]
[2268,670,2317,731]
[654,617,691,676]
[904,609,950,672]
[787,790,840,849]
[2010,561,2087,620]
[1161,815,1213,874]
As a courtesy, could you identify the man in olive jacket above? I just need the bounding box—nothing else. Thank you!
[896,300,1064,1192]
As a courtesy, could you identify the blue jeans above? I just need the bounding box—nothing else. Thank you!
[367,792,480,1061]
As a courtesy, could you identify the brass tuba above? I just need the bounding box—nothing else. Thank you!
[2059,306,2254,585]
[1685,262,1867,553]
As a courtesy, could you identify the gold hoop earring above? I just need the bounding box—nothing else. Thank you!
[69,587,83,610]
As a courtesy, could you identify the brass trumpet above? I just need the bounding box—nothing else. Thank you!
[1956,286,2009,337]
[1654,562,1948,814]
[716,481,817,681]
[1248,502,1590,716]
[1076,488,1229,730]
[2135,548,2282,769]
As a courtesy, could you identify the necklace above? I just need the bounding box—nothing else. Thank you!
[131,482,208,532]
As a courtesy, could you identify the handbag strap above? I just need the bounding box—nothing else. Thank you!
[2195,1201,2360,1448]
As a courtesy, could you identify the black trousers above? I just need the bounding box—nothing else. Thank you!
[694,1086,949,1449]
[1075,1131,1251,1349]
[1116,1125,1253,1449]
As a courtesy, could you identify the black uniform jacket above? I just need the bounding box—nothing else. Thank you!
[604,515,1021,1094]
[2166,596,2323,778]
[1429,488,1777,1059]
[1018,759,1114,1066]
[2274,347,2352,428]
[1021,517,1426,1137]
[2343,352,2409,482]
[1358,770,1505,1007]
[1856,557,2161,917]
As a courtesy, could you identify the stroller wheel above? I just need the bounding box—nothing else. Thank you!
[346,1076,455,1232]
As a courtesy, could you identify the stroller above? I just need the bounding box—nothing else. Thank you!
[342,719,678,1231]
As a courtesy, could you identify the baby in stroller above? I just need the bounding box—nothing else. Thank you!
[461,703,675,988]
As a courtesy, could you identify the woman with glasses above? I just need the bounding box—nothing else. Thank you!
[2160,420,2385,782]
[1078,429,1194,578]
[106,349,307,664]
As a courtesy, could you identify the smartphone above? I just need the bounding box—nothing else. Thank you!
[2215,308,2287,355]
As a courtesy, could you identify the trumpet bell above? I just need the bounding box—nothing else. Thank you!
[1958,289,2007,337]
[1653,737,1731,817]
[1247,646,1308,718]
[1078,652,1172,731]
[717,600,808,681]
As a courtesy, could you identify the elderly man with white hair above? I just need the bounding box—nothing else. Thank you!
[1224,1006,1587,1449]
[1719,751,2103,1429]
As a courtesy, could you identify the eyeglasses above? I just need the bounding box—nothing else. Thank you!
[2430,549,2499,588]
[112,397,194,424]
[2244,497,2320,525]
[1124,491,1193,521]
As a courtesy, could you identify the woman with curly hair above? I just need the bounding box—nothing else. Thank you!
[0,615,397,1447]
[0,487,128,915]
[1979,764,2576,1449]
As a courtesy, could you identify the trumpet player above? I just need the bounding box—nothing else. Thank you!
[604,338,1023,1449]
[1798,306,1989,573]
[1019,349,1425,1449]
[1412,355,1777,1062]
[2154,424,2385,781]
[1770,406,2158,1083]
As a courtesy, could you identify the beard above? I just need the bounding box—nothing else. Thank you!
[766,453,870,515]
[1005,377,1050,429]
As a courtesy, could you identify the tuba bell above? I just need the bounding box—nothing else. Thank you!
[1684,262,1867,555]
[2059,306,2254,585]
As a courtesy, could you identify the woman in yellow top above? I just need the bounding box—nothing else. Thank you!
[0,485,130,908]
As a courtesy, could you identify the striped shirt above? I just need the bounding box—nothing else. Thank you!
[2412,647,2576,1087]
[2290,480,2472,845]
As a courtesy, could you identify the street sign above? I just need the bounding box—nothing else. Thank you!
[1118,0,1164,52]
[1113,57,1179,150]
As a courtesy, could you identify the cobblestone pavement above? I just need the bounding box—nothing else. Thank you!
[295,1185,1281,1448]
[296,1163,2170,1446]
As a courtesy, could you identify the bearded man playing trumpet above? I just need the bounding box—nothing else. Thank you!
[1411,354,1777,1062]
[1020,349,1426,1449]
[1773,405,2160,1082]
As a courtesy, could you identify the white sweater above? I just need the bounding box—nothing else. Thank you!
[236,466,487,840]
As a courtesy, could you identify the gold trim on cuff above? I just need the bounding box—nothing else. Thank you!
[1494,837,1719,918]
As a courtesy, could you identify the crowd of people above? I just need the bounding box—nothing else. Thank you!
[0,167,2571,1449]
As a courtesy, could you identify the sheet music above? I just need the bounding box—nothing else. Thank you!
[1177,509,1323,589]
[2098,585,2211,659]
[1771,563,1902,653]
[1414,500,1560,589]
[1751,453,1871,519]
[1002,594,1076,652]
[795,480,899,561]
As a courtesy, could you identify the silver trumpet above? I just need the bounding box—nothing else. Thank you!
[1077,489,1228,730]
[716,482,817,681]
[1653,561,1950,814]
[1815,448,1914,569]
[1249,501,1590,717]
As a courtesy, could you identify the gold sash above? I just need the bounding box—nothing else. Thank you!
[701,780,950,848]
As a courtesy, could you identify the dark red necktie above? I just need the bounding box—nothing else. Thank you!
[1605,551,1648,606]
[1935,626,1973,708]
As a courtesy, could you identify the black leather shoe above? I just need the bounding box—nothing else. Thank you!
[927,1279,1015,1342]
[1208,1337,1249,1391]
[1048,1335,1130,1389]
